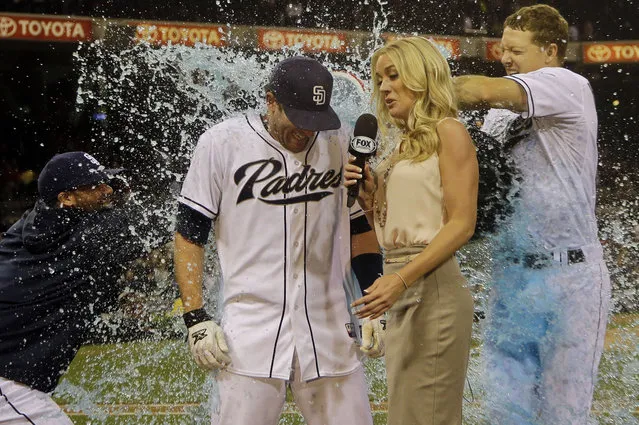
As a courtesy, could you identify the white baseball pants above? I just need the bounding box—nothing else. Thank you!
[0,377,72,425]
[484,244,611,425]
[211,353,373,425]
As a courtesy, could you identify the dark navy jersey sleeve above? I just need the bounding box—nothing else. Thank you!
[76,208,146,263]
[0,202,168,393]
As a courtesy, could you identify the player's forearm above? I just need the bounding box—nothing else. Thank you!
[174,232,206,312]
[454,75,527,112]
[453,75,492,110]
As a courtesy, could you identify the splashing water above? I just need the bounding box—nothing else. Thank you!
[67,21,638,425]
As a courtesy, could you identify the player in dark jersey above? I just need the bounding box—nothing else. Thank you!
[0,152,157,424]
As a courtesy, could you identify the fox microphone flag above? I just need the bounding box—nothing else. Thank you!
[347,113,378,208]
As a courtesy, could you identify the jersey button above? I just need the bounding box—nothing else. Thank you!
[293,208,299,214]
[294,241,299,247]
[293,273,298,279]
[294,160,300,166]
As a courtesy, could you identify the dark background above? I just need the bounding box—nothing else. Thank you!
[4,0,637,39]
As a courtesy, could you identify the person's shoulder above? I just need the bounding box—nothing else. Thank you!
[436,117,473,151]
[195,115,252,153]
[436,116,466,133]
[522,66,585,83]
[201,115,249,137]
[555,67,591,87]
[218,114,250,130]
[527,67,594,100]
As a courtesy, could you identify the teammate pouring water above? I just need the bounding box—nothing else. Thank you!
[0,152,153,424]
[454,5,611,424]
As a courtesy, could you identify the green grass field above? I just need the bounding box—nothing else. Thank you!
[53,314,638,424]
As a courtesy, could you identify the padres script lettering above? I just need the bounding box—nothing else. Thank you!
[234,159,341,205]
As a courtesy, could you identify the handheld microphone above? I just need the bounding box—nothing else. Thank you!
[347,113,378,208]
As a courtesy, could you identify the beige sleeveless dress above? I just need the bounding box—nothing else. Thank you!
[373,139,474,425]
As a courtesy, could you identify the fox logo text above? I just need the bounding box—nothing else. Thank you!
[349,136,377,155]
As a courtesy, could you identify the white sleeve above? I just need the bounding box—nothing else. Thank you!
[505,68,585,119]
[178,130,223,219]
[481,108,520,143]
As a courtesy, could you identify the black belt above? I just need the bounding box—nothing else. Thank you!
[510,248,585,269]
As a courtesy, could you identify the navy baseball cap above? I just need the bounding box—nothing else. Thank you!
[267,56,341,131]
[37,152,121,202]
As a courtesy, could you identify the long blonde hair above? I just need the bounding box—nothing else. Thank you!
[371,37,457,162]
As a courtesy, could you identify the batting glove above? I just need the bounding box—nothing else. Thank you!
[360,316,386,358]
[184,308,231,370]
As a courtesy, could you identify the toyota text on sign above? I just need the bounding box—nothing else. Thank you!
[258,29,346,53]
[134,23,226,47]
[584,43,639,63]
[0,15,92,42]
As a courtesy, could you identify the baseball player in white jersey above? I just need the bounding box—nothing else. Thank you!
[454,5,610,425]
[174,56,384,425]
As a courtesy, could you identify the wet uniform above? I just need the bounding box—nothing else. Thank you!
[0,202,147,424]
[482,67,611,425]
[178,112,373,425]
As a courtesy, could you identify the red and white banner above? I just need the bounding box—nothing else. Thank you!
[0,14,92,42]
[133,22,226,47]
[381,33,461,59]
[258,29,347,53]
[485,40,503,61]
[583,42,639,63]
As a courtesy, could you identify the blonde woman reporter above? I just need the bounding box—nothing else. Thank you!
[345,37,478,425]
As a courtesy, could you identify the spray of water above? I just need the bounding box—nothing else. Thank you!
[67,11,637,424]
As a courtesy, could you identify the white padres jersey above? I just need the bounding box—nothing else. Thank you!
[498,67,600,250]
[179,112,362,381]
